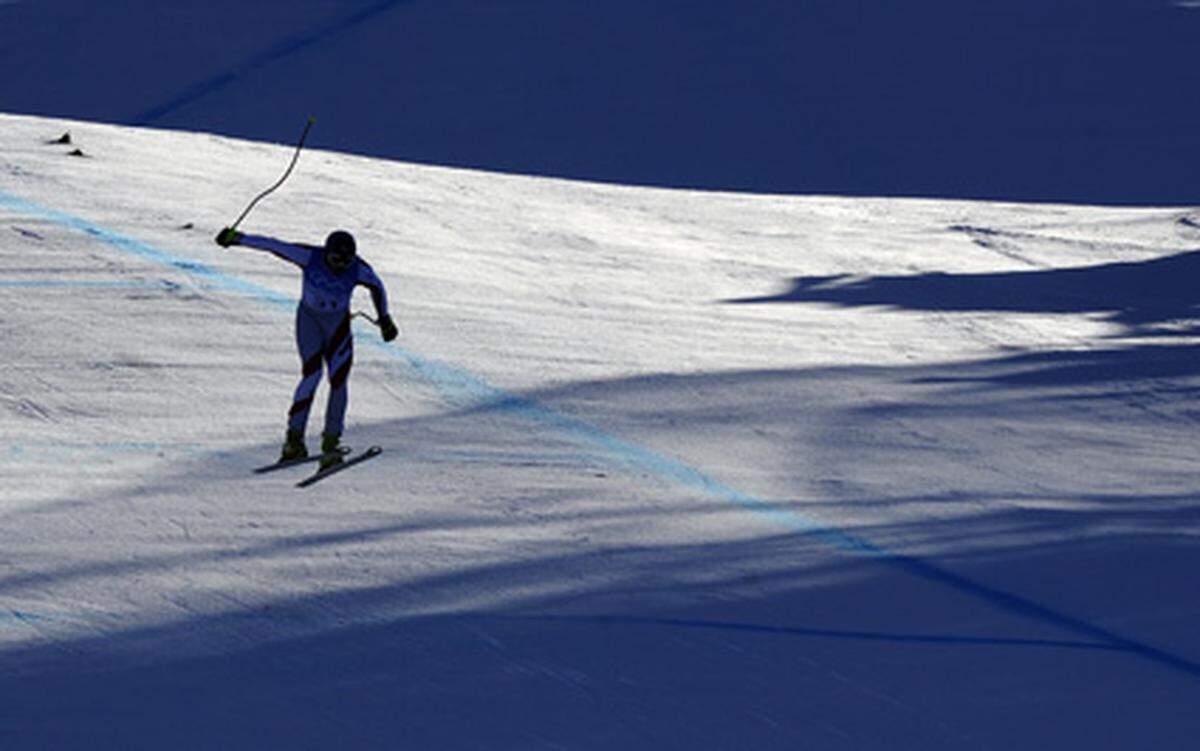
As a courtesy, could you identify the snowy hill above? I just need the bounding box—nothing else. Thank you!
[2,113,1200,748]
[3,0,1200,203]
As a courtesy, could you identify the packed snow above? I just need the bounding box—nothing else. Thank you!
[1,112,1198,748]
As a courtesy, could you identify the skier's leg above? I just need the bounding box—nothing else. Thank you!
[288,307,326,436]
[322,314,354,439]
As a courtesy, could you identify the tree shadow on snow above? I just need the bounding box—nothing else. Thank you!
[3,350,1200,748]
[729,245,1200,387]
[2,524,1198,750]
[729,248,1200,331]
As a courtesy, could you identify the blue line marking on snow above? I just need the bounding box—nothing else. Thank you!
[483,613,1127,652]
[0,191,292,310]
[0,609,108,631]
[4,186,1200,679]
[130,0,411,125]
[0,611,54,627]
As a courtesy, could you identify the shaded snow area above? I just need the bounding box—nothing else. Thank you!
[2,0,1199,203]
[2,113,1200,748]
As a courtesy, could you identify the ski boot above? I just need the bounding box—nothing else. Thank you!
[319,432,344,470]
[280,429,307,462]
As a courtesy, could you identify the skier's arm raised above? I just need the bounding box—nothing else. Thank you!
[215,228,311,267]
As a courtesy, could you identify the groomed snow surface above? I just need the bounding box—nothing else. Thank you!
[2,114,1199,748]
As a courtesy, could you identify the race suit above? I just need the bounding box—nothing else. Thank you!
[240,234,390,437]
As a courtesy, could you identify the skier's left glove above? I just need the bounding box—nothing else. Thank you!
[379,314,399,342]
[215,227,243,247]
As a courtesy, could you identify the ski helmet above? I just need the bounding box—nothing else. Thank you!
[324,230,356,272]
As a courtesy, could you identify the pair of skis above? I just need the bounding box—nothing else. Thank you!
[254,445,382,487]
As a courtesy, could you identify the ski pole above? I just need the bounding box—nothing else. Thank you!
[229,116,316,232]
[354,310,401,338]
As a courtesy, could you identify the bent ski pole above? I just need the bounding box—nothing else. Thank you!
[354,311,401,339]
[229,116,316,231]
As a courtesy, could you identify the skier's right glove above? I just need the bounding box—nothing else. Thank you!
[379,315,399,342]
[215,227,243,247]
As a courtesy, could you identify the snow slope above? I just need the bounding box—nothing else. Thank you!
[3,0,1200,203]
[2,113,1200,748]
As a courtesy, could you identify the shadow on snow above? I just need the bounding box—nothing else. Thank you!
[3,346,1200,748]
[5,1,1200,203]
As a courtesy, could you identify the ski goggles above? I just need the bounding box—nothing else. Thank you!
[326,247,355,271]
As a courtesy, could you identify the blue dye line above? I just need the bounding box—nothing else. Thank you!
[484,613,1128,652]
[0,191,292,309]
[4,187,1199,679]
[130,0,411,125]
[0,611,57,626]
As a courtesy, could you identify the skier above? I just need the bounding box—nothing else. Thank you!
[216,227,399,467]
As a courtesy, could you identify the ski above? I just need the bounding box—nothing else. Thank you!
[254,447,351,474]
[296,446,383,488]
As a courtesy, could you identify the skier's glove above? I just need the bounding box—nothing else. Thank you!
[379,315,399,342]
[215,227,243,247]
